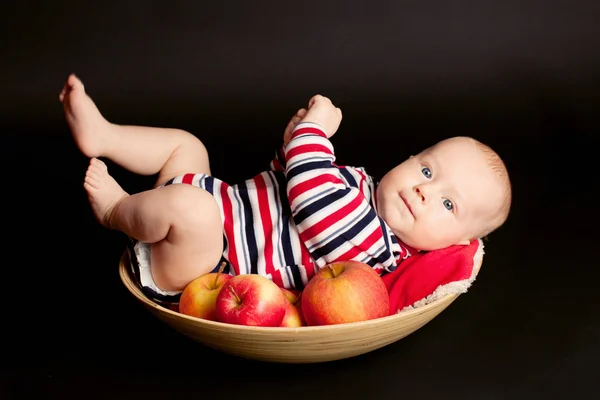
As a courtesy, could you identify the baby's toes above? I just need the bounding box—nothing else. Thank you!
[86,161,107,181]
[85,167,101,182]
[84,174,100,189]
[90,157,107,170]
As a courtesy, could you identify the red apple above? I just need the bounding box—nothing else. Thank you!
[280,288,301,304]
[301,261,390,326]
[280,288,305,327]
[295,291,306,322]
[178,262,232,321]
[215,274,287,327]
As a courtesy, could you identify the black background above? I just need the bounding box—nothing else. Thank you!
[4,1,599,398]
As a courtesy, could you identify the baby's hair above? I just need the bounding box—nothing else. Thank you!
[470,137,512,238]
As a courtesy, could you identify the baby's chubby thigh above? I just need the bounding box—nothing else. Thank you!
[150,183,224,292]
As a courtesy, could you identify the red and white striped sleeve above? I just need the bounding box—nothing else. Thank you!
[283,122,408,272]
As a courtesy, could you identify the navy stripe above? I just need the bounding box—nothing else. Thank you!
[278,207,296,269]
[308,207,380,262]
[286,159,335,181]
[309,230,346,261]
[293,188,350,225]
[237,181,259,274]
[364,258,380,268]
[265,172,287,270]
[387,230,401,271]
[276,173,297,268]
[339,167,358,188]
[305,203,371,252]
[343,207,377,239]
[288,264,305,290]
[379,218,392,259]
[272,173,297,289]
[202,175,215,195]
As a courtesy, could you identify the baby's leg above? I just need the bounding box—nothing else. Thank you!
[60,74,210,187]
[85,158,223,291]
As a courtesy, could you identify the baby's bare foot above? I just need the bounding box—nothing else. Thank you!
[60,74,112,158]
[83,158,129,229]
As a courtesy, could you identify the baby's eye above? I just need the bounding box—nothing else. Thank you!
[443,199,453,211]
[421,166,432,179]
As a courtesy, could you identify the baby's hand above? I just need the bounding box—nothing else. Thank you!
[283,108,307,145]
[299,95,342,139]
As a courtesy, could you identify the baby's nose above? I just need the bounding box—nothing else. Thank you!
[414,185,426,202]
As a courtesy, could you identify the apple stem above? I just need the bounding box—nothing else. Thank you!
[327,264,339,278]
[228,285,241,303]
[213,261,227,287]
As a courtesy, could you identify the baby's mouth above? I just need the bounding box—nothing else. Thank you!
[400,194,415,218]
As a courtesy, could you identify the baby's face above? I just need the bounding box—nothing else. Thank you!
[376,137,503,251]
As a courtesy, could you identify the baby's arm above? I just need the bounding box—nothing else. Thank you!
[284,120,401,273]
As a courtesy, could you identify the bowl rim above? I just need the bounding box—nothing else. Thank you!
[118,250,480,333]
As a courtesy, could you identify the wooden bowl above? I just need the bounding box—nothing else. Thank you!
[119,251,482,364]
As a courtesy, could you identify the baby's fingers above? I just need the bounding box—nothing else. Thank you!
[308,94,332,109]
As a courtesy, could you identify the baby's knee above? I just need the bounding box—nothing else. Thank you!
[181,131,208,156]
[163,184,220,228]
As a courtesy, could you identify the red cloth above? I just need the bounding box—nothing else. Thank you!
[382,239,482,314]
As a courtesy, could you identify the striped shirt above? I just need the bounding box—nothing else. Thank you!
[164,122,413,289]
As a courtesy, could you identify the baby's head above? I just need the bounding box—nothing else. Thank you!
[376,136,511,251]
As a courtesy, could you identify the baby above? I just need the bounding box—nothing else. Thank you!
[60,74,511,300]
